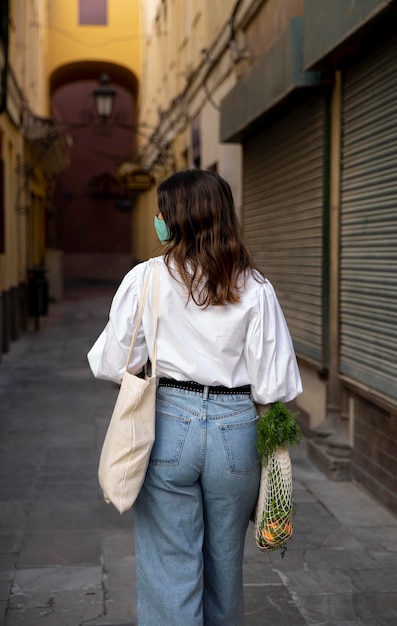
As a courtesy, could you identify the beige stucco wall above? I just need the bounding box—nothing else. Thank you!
[138,0,235,143]
[297,364,327,429]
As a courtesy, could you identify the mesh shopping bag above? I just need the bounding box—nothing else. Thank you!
[254,402,301,554]
[254,446,293,552]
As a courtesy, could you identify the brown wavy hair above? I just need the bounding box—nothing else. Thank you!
[157,169,263,307]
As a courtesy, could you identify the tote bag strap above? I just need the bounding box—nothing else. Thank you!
[125,261,161,373]
[150,263,161,377]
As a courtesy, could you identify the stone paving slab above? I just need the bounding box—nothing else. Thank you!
[244,584,306,626]
[11,565,103,594]
[90,621,134,626]
[23,502,132,533]
[6,592,103,626]
[18,530,102,567]
[6,566,104,626]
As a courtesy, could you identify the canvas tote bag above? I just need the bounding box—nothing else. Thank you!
[98,261,161,514]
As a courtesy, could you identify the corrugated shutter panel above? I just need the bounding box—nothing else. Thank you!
[340,36,397,400]
[243,95,326,365]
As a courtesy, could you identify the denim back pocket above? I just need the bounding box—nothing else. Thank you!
[150,409,191,467]
[219,412,259,475]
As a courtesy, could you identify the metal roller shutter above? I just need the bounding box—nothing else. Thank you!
[243,95,326,365]
[340,36,397,401]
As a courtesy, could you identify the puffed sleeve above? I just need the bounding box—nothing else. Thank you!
[244,280,302,404]
[87,267,149,384]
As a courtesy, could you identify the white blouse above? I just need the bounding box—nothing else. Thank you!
[87,256,302,405]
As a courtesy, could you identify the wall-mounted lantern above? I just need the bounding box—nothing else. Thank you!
[93,73,116,120]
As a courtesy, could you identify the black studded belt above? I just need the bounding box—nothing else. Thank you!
[158,378,251,395]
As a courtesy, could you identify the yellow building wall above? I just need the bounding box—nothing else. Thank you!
[47,1,142,86]
[24,0,50,117]
[9,0,49,117]
[0,0,50,293]
[132,187,160,263]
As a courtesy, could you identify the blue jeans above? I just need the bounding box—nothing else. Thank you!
[134,385,260,626]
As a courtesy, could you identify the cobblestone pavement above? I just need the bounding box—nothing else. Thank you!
[1,284,397,626]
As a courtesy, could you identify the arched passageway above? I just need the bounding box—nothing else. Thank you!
[50,61,139,282]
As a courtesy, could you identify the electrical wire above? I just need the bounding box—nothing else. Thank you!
[31,22,167,48]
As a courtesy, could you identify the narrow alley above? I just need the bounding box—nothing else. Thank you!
[1,285,396,626]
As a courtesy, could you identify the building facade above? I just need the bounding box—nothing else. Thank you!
[0,0,69,354]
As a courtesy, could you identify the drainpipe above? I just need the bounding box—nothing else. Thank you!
[316,71,350,459]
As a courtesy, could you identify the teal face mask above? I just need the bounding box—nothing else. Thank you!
[154,215,170,242]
